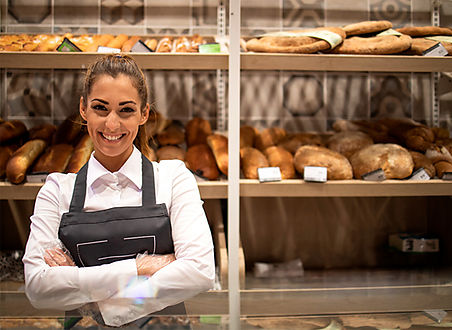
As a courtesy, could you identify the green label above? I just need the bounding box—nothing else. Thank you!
[199,43,221,53]
[261,30,343,48]
[426,36,452,44]
[56,37,81,52]
[377,28,403,37]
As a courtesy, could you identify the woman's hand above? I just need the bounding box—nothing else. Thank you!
[136,253,176,277]
[44,248,75,267]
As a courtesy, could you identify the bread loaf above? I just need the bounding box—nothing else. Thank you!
[144,111,170,137]
[240,125,258,148]
[0,146,15,177]
[343,20,393,36]
[396,26,452,37]
[255,127,287,151]
[207,134,228,176]
[327,131,373,159]
[156,37,172,52]
[106,34,128,49]
[240,147,269,179]
[278,132,323,154]
[263,146,295,179]
[33,144,74,174]
[350,144,414,179]
[156,145,185,162]
[157,122,185,146]
[330,34,412,55]
[185,117,212,147]
[409,151,435,178]
[0,120,27,144]
[53,113,83,145]
[122,36,140,52]
[185,144,219,180]
[435,161,452,178]
[293,145,353,180]
[144,38,158,51]
[405,38,452,55]
[28,123,56,143]
[6,139,47,184]
[65,134,94,173]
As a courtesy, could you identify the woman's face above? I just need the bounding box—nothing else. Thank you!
[80,74,149,171]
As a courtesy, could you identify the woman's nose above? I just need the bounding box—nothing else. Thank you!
[105,112,120,130]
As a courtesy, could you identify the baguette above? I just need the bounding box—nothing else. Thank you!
[240,147,269,179]
[33,144,74,174]
[0,120,27,144]
[6,139,47,184]
[53,113,83,145]
[207,134,228,176]
[65,134,94,173]
[28,123,56,143]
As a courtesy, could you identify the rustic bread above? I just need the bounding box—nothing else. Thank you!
[330,34,412,55]
[350,143,414,179]
[6,139,47,184]
[65,134,94,173]
[278,133,323,154]
[405,37,452,55]
[409,151,436,178]
[185,117,212,147]
[157,122,185,146]
[327,131,373,159]
[396,26,452,37]
[28,123,56,143]
[156,145,185,162]
[240,147,269,179]
[240,125,258,148]
[144,111,170,137]
[255,127,287,151]
[343,20,393,36]
[33,144,74,174]
[207,134,228,176]
[185,144,219,180]
[293,145,353,180]
[0,120,27,144]
[263,146,295,179]
[435,161,452,178]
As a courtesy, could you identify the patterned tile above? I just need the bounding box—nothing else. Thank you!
[53,70,85,120]
[5,25,52,34]
[192,0,219,27]
[145,5,190,28]
[325,0,368,27]
[441,2,452,26]
[6,70,53,118]
[54,0,99,26]
[411,73,432,125]
[54,27,98,35]
[101,0,144,26]
[283,0,325,28]
[370,73,412,119]
[7,0,52,25]
[242,5,281,29]
[369,0,411,28]
[411,0,431,27]
[326,73,369,121]
[145,27,190,36]
[192,71,218,121]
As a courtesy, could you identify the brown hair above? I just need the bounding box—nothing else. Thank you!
[82,54,152,158]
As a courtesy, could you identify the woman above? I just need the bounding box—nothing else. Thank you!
[22,54,215,327]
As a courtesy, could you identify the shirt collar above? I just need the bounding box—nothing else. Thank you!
[86,145,142,190]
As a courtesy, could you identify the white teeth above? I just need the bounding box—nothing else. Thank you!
[102,133,122,141]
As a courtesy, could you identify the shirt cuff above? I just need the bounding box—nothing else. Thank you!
[78,259,137,301]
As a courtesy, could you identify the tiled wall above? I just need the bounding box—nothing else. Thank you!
[1,0,451,131]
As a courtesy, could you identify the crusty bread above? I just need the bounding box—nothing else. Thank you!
[156,37,172,52]
[405,37,452,55]
[33,144,74,174]
[185,144,219,180]
[106,34,128,49]
[121,36,140,52]
[6,139,47,184]
[350,143,414,179]
[157,122,185,146]
[246,27,346,54]
[28,123,56,143]
[343,20,393,36]
[263,146,295,179]
[65,134,94,173]
[185,117,212,147]
[327,131,373,159]
[0,120,27,144]
[255,127,287,151]
[435,161,452,178]
[240,125,258,148]
[53,113,83,145]
[409,151,436,178]
[207,134,228,176]
[330,34,412,55]
[396,26,452,37]
[293,145,353,180]
[240,147,269,179]
[156,145,185,162]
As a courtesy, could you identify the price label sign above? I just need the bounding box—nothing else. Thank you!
[362,168,386,181]
[409,168,430,181]
[97,46,121,53]
[258,167,282,182]
[303,166,327,182]
[442,172,452,180]
[423,42,448,57]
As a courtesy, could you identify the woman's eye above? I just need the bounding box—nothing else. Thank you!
[121,107,135,113]
[93,104,107,111]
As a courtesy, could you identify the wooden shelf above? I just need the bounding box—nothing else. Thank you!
[0,52,228,70]
[241,53,452,72]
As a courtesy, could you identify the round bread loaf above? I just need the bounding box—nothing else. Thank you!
[185,144,219,180]
[156,145,185,162]
[343,20,393,36]
[327,131,373,159]
[263,146,295,179]
[293,145,353,180]
[278,132,323,154]
[185,117,212,147]
[207,134,228,176]
[240,147,269,179]
[405,38,452,55]
[330,34,412,55]
[255,127,287,151]
[409,151,436,178]
[396,26,452,37]
[350,143,414,179]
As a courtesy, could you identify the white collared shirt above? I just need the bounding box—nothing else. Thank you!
[23,146,215,326]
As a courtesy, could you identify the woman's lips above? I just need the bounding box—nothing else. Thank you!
[99,132,125,141]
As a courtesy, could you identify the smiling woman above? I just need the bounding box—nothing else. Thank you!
[22,54,215,327]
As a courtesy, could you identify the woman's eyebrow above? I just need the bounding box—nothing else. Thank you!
[91,98,108,104]
[119,100,137,105]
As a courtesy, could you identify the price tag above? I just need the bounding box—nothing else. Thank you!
[409,167,430,181]
[441,172,452,180]
[303,166,327,182]
[422,42,448,57]
[131,40,153,53]
[199,43,221,53]
[257,167,282,182]
[97,46,121,53]
[56,37,81,52]
[362,168,386,181]
[26,173,48,183]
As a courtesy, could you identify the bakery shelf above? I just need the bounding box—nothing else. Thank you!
[241,53,452,72]
[0,52,228,70]
[0,180,228,200]
[239,179,452,197]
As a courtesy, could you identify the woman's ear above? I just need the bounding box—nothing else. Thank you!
[79,97,88,121]
[140,104,150,125]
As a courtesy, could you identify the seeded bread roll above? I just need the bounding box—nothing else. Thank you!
[33,144,74,174]
[185,144,219,180]
[409,151,436,178]
[156,145,185,162]
[207,134,228,176]
[0,120,27,144]
[350,144,414,179]
[66,134,94,173]
[293,145,353,180]
[255,127,287,151]
[157,122,185,146]
[185,117,212,147]
[327,131,373,159]
[343,20,393,36]
[6,139,47,184]
[240,147,269,179]
[263,146,295,179]
[240,125,258,148]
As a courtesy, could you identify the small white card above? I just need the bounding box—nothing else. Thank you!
[362,168,386,181]
[97,46,121,53]
[257,167,282,182]
[26,174,48,183]
[423,42,448,57]
[409,167,431,181]
[303,166,327,182]
[131,40,153,53]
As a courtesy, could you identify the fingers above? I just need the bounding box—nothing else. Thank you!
[44,248,75,267]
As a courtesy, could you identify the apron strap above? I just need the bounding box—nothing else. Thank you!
[68,162,89,213]
[141,154,156,205]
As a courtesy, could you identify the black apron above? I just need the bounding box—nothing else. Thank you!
[58,154,186,327]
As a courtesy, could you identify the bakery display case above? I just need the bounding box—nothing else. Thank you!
[1,0,452,328]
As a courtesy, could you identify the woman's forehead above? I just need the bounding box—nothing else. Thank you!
[89,74,140,100]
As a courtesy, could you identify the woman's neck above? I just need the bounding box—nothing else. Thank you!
[93,146,134,172]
